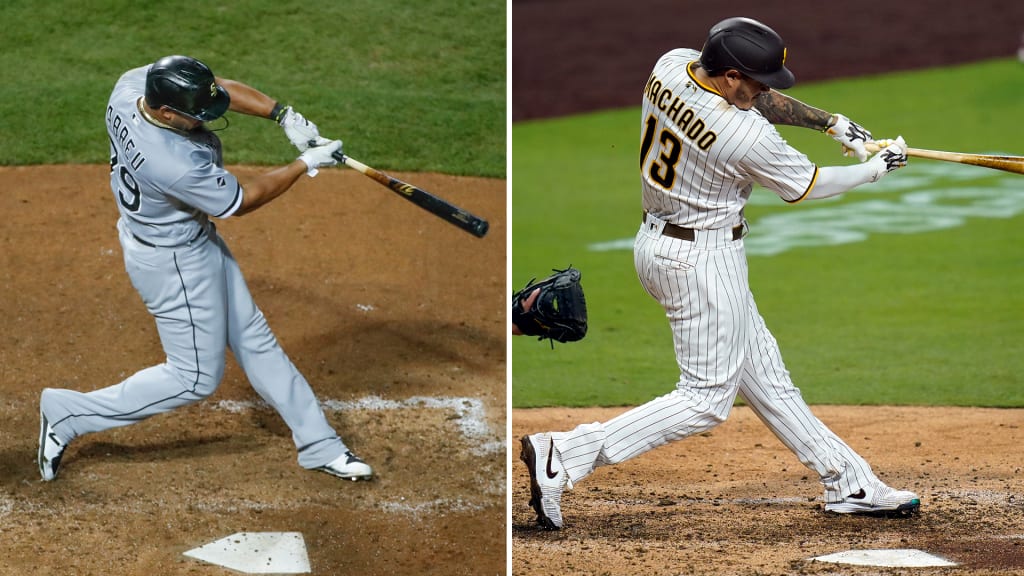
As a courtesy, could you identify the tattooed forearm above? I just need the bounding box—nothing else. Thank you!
[754,91,833,130]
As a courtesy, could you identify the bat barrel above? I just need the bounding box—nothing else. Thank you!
[330,152,490,237]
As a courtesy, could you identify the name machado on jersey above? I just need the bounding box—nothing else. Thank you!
[642,70,718,152]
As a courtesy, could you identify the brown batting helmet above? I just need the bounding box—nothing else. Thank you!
[699,17,795,89]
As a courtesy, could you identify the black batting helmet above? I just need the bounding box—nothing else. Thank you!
[145,55,231,122]
[699,17,795,89]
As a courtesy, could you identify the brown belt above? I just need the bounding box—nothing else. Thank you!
[643,212,746,241]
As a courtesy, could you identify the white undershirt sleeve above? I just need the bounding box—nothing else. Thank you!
[806,162,884,200]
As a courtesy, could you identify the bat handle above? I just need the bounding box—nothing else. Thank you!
[863,140,883,154]
[335,153,374,176]
[863,139,903,154]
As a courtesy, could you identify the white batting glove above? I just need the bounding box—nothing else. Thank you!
[866,136,907,182]
[279,106,332,152]
[298,139,343,177]
[826,113,873,162]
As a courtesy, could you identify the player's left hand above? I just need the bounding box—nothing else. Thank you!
[826,113,873,162]
[279,106,332,152]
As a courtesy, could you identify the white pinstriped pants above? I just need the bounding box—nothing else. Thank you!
[552,215,878,502]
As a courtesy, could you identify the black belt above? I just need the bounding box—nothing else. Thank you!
[643,212,745,242]
[132,227,207,248]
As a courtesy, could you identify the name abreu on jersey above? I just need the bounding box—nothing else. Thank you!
[106,104,147,171]
[643,71,717,151]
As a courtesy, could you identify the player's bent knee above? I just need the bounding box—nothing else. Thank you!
[697,404,732,428]
[165,358,225,398]
[652,389,735,436]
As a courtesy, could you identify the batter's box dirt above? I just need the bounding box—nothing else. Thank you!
[513,405,1024,576]
[205,396,506,514]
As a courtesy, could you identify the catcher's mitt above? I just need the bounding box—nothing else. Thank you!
[512,266,588,345]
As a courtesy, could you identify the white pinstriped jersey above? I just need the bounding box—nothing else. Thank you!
[106,66,242,247]
[639,49,818,230]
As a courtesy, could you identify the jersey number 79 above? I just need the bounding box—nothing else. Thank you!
[109,139,142,212]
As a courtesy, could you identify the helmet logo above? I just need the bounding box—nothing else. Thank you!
[209,82,217,97]
[782,47,787,64]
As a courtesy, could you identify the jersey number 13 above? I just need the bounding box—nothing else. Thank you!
[640,114,717,190]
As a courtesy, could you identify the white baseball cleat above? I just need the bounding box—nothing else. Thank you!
[520,433,572,530]
[825,480,921,517]
[38,410,67,482]
[317,450,373,481]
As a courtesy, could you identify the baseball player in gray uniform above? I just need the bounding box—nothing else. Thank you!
[38,55,372,482]
[521,17,918,529]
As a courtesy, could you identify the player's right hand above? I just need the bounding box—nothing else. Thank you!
[867,136,907,182]
[298,139,343,177]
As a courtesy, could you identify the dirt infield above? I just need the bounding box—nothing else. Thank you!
[513,406,1024,575]
[0,165,505,575]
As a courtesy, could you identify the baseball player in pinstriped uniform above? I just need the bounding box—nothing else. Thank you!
[521,17,917,530]
[38,55,373,482]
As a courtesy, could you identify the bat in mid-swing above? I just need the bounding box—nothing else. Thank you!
[864,140,1024,175]
[331,151,489,238]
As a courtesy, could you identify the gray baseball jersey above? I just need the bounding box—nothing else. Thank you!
[106,66,242,246]
[549,48,884,504]
[40,64,350,471]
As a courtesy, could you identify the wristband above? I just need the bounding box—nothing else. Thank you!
[822,113,836,133]
[269,102,287,123]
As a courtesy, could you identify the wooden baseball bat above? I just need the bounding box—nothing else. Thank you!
[864,140,1024,175]
[332,152,489,238]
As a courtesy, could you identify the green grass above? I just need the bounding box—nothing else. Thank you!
[0,0,505,177]
[512,59,1024,408]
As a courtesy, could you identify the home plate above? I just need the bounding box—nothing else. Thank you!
[811,549,957,568]
[184,532,311,574]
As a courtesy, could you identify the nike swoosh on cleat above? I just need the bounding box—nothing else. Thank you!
[545,438,559,479]
[48,432,61,446]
